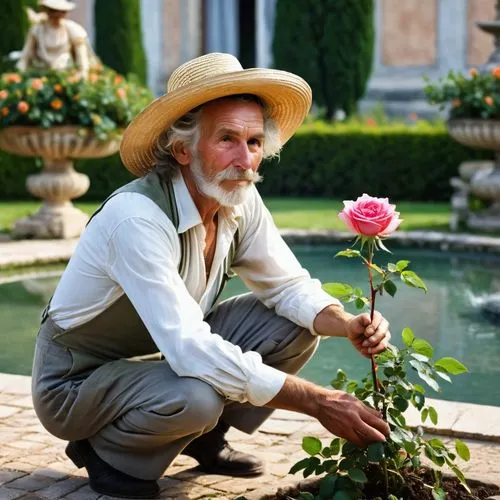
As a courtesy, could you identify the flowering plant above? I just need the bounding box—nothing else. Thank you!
[424,67,500,120]
[291,195,471,499]
[0,65,153,141]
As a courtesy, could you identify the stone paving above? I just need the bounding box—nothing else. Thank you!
[0,373,499,499]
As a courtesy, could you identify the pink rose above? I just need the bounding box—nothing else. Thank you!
[339,194,402,237]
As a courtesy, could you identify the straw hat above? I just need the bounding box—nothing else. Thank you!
[120,53,312,177]
[40,0,75,12]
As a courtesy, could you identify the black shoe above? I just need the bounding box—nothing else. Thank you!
[182,421,264,477]
[65,439,160,499]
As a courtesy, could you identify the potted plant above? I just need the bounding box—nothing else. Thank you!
[424,68,500,231]
[0,65,152,238]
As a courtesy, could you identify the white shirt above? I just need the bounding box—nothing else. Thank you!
[50,173,340,407]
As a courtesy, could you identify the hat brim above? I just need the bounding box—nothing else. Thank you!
[120,68,312,177]
[41,1,76,11]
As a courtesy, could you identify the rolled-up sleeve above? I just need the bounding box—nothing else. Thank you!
[107,216,286,406]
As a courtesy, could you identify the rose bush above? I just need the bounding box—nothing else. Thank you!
[0,65,153,141]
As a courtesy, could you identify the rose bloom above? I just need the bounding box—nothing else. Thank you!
[89,73,98,83]
[114,75,124,85]
[31,78,44,91]
[68,74,81,84]
[452,99,461,108]
[339,194,403,237]
[365,117,377,127]
[1,107,9,117]
[53,83,63,93]
[0,90,8,100]
[3,73,21,84]
[50,99,63,110]
[116,87,126,99]
[492,67,500,78]
[17,101,29,114]
[484,96,494,106]
[469,68,479,77]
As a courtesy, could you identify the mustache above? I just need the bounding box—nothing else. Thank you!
[213,166,263,184]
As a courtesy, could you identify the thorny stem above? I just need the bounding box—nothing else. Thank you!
[366,239,389,498]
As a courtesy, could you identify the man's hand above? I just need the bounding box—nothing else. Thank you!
[267,376,390,448]
[346,310,391,358]
[313,305,391,358]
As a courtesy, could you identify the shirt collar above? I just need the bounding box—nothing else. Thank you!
[171,173,243,234]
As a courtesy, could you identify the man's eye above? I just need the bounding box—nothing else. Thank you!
[248,139,261,147]
[221,135,231,142]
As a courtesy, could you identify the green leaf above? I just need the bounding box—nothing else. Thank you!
[387,263,397,272]
[432,487,446,500]
[413,392,425,410]
[348,468,368,483]
[367,442,385,462]
[335,249,362,258]
[401,270,428,292]
[355,297,366,309]
[455,439,471,461]
[413,383,426,393]
[393,396,409,412]
[346,380,358,393]
[396,260,410,271]
[450,465,471,493]
[428,406,438,425]
[412,339,434,358]
[302,436,322,456]
[289,457,311,475]
[411,353,430,362]
[333,491,354,500]
[434,368,452,383]
[418,370,440,392]
[322,282,355,301]
[319,475,337,498]
[434,357,468,375]
[298,492,315,500]
[402,327,415,347]
[369,262,384,274]
[330,438,341,455]
[321,446,332,458]
[383,279,397,297]
[421,408,429,423]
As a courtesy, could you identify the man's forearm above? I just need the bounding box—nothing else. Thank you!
[313,304,354,337]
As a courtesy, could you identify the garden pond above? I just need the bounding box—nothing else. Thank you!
[1,245,499,406]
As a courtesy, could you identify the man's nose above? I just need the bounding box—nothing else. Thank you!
[234,142,254,170]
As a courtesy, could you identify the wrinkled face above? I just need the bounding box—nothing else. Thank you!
[190,99,265,207]
[44,7,67,23]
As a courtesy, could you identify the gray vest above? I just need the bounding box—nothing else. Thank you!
[45,171,239,367]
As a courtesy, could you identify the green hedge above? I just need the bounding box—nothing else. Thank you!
[0,121,492,201]
[259,121,492,201]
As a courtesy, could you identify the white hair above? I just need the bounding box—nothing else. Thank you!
[152,94,281,182]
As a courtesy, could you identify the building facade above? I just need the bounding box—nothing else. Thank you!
[70,0,495,114]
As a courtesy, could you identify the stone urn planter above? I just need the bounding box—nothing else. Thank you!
[447,119,500,231]
[0,126,121,239]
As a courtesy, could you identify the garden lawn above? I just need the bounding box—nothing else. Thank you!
[0,198,450,233]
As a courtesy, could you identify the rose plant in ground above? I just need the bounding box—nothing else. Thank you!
[290,195,470,500]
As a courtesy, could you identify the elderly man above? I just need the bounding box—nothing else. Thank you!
[32,53,391,499]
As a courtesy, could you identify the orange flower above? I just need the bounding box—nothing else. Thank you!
[1,107,9,117]
[116,88,126,100]
[68,74,81,84]
[365,117,377,127]
[114,75,124,85]
[17,101,29,113]
[492,67,500,78]
[31,78,44,91]
[89,73,98,83]
[408,112,418,121]
[73,94,80,101]
[3,73,21,84]
[469,68,479,77]
[53,83,63,93]
[0,90,8,100]
[484,96,494,106]
[50,98,63,110]
[452,99,461,108]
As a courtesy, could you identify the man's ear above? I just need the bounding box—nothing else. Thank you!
[171,141,192,166]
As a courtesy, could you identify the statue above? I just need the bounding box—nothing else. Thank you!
[17,0,94,80]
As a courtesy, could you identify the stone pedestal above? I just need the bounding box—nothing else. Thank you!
[0,126,121,239]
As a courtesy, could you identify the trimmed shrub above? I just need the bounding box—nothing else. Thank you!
[273,0,375,120]
[0,121,492,201]
[259,121,492,201]
[0,1,30,74]
[94,0,148,84]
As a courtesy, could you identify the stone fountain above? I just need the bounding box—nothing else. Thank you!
[0,126,121,239]
[448,0,500,232]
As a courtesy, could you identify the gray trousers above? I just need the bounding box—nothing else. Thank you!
[32,293,319,480]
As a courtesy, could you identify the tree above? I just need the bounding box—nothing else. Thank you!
[273,0,375,121]
[94,0,148,84]
[0,0,34,74]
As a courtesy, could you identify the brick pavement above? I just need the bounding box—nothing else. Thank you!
[0,374,499,499]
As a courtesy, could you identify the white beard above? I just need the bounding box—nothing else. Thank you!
[189,156,262,207]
